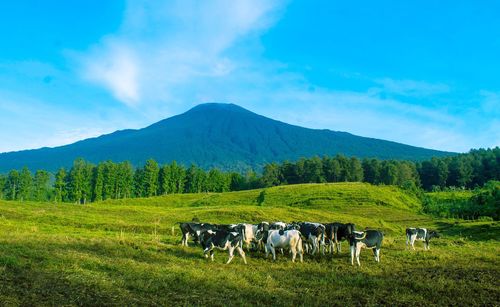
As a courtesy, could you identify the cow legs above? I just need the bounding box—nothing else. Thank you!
[236,246,247,264]
[297,237,304,263]
[350,245,355,265]
[356,245,362,266]
[203,247,215,261]
[226,246,235,264]
[351,244,362,266]
[182,233,189,246]
[311,240,317,256]
[373,248,380,262]
[291,245,297,263]
[410,236,417,250]
[270,246,277,261]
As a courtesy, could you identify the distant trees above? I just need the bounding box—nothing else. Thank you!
[0,147,498,205]
[423,181,500,220]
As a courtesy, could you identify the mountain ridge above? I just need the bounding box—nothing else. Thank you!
[0,103,455,172]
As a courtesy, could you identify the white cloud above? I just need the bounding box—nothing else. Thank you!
[76,0,286,106]
[81,41,140,106]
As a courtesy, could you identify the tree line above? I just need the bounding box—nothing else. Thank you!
[0,147,498,204]
[261,148,499,191]
[422,181,500,220]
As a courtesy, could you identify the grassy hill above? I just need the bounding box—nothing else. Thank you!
[0,183,498,305]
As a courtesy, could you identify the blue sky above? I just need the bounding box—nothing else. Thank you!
[0,0,498,153]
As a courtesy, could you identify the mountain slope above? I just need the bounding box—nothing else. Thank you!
[0,103,454,172]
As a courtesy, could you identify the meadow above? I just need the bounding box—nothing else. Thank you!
[0,183,498,306]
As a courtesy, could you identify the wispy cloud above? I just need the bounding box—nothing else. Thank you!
[0,90,145,153]
[374,78,450,97]
[76,0,286,106]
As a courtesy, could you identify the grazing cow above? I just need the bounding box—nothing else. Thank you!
[325,223,355,254]
[406,228,440,250]
[199,230,247,264]
[247,222,269,250]
[265,229,303,262]
[216,224,246,245]
[290,222,326,255]
[349,230,384,266]
[179,222,219,247]
[238,223,268,251]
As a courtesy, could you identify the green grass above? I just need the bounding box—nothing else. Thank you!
[0,183,498,306]
[427,190,474,202]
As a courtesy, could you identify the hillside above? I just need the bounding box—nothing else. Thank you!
[0,103,454,172]
[0,183,498,305]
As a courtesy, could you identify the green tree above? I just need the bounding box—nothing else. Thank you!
[170,161,186,193]
[18,167,33,201]
[335,154,350,182]
[262,162,282,187]
[303,157,325,183]
[133,168,144,197]
[54,168,67,202]
[185,164,207,193]
[0,174,6,199]
[4,170,20,200]
[33,170,51,201]
[207,169,230,192]
[102,161,117,200]
[115,162,133,198]
[347,157,363,182]
[92,163,105,202]
[362,158,380,184]
[68,159,93,204]
[142,159,159,197]
[380,161,398,185]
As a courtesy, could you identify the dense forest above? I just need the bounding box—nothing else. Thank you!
[0,147,498,210]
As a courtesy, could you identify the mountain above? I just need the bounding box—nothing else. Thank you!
[0,103,454,172]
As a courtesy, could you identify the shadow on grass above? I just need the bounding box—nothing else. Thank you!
[435,221,499,241]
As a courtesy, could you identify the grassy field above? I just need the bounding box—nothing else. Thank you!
[0,183,498,306]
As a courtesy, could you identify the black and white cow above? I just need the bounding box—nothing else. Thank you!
[237,222,269,251]
[289,222,326,255]
[199,230,247,264]
[249,222,270,251]
[264,229,303,262]
[179,222,218,247]
[406,228,440,250]
[349,230,384,266]
[325,222,355,254]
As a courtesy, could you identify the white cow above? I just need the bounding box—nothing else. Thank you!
[406,228,440,250]
[265,229,303,262]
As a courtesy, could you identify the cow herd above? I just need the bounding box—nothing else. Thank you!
[178,221,440,266]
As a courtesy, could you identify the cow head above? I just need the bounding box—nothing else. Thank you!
[345,223,355,236]
[255,229,269,244]
[258,222,270,232]
[429,230,440,239]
